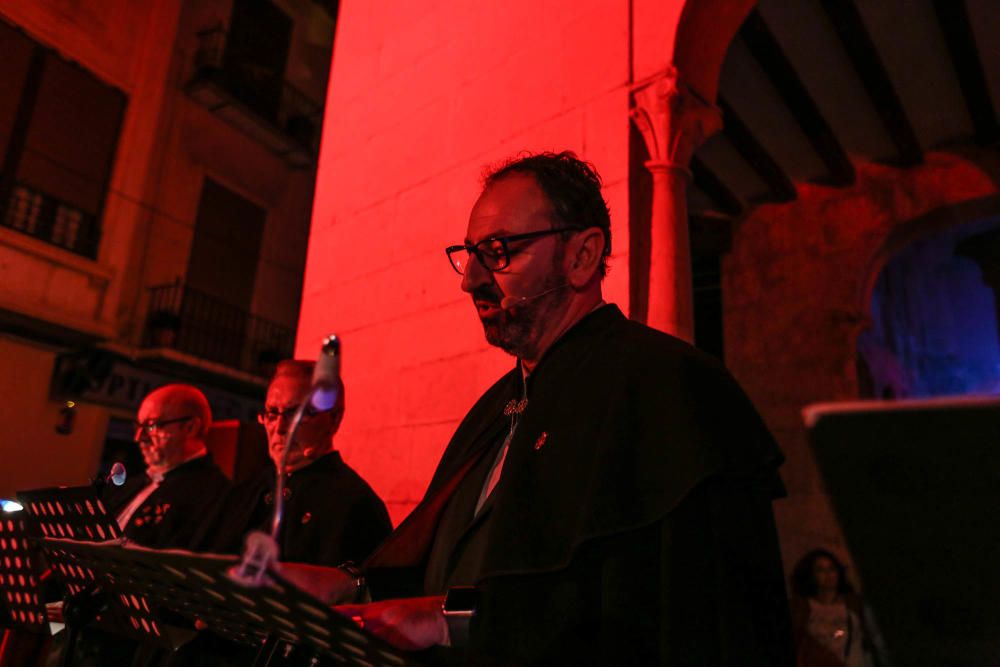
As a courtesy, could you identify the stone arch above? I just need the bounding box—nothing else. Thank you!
[858,195,1000,322]
[853,194,1000,398]
[626,0,756,338]
[672,0,756,102]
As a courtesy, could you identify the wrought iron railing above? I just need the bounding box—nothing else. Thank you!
[2,182,100,258]
[144,281,295,378]
[190,24,323,155]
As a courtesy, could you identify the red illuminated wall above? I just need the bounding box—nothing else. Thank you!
[298,1,645,522]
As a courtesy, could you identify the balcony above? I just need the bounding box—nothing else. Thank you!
[143,282,295,379]
[2,183,100,259]
[184,25,322,169]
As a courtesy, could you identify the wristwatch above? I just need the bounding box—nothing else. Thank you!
[336,561,368,603]
[441,586,479,647]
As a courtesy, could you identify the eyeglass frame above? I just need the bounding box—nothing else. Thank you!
[133,415,194,437]
[257,404,325,426]
[445,227,577,275]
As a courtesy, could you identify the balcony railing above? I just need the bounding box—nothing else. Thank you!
[186,24,323,167]
[144,281,295,378]
[2,183,100,258]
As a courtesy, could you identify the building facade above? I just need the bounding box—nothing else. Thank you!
[0,0,335,496]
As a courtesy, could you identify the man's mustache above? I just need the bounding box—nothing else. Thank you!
[471,285,503,304]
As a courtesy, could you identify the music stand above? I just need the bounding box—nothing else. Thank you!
[0,512,47,633]
[17,485,122,547]
[37,539,421,666]
[17,485,187,651]
[805,396,1000,666]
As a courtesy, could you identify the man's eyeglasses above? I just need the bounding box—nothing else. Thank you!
[445,227,574,275]
[257,405,323,425]
[133,416,193,436]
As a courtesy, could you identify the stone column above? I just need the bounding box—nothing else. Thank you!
[630,68,722,341]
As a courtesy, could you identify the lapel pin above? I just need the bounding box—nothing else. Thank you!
[504,398,528,416]
[301,511,312,524]
[534,431,548,450]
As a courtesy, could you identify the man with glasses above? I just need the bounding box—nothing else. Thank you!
[282,152,793,665]
[201,360,391,566]
[104,383,230,549]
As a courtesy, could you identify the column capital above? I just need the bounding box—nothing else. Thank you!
[630,68,723,176]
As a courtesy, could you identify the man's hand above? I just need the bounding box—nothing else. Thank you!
[274,562,358,605]
[336,596,448,651]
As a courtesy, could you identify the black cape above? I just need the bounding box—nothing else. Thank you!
[102,454,231,550]
[198,452,392,566]
[366,304,794,666]
[88,455,231,666]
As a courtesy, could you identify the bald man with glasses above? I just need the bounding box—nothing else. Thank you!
[103,383,231,550]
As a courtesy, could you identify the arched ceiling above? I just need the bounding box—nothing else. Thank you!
[689,0,1000,223]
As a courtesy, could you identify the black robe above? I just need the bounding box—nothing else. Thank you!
[199,452,392,566]
[81,455,231,666]
[365,304,794,666]
[102,454,231,550]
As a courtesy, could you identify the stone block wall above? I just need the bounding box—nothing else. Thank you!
[724,149,1000,574]
[299,0,636,522]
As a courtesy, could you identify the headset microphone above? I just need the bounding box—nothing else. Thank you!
[500,284,569,310]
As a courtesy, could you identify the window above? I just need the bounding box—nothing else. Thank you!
[0,18,126,258]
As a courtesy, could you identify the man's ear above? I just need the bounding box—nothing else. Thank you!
[186,416,204,439]
[566,228,605,287]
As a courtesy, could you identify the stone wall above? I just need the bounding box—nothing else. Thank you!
[724,148,1000,573]
[298,0,637,522]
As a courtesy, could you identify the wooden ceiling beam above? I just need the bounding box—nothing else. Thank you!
[719,97,797,203]
[932,0,1000,145]
[740,9,855,186]
[819,0,923,166]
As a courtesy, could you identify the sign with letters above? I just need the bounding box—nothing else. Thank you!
[51,352,263,422]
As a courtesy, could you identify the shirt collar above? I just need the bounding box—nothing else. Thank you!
[148,445,208,483]
[519,300,608,382]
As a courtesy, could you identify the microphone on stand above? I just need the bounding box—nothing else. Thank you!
[302,335,342,459]
[500,284,569,311]
[231,334,342,587]
[92,461,127,492]
[108,462,127,487]
[310,335,341,411]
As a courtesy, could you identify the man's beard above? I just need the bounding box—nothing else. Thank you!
[474,268,570,359]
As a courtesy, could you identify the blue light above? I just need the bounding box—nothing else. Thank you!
[1,499,23,513]
[859,218,1000,399]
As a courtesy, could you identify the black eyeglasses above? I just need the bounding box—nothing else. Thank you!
[445,227,575,275]
[133,416,193,436]
[257,404,323,425]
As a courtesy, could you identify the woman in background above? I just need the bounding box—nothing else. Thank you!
[790,549,880,667]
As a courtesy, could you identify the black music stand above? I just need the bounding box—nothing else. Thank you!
[17,485,122,547]
[805,396,1000,667]
[17,484,190,660]
[37,539,421,666]
[0,511,47,633]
